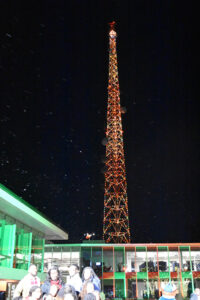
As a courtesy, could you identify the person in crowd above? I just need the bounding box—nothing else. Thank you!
[41,266,65,297]
[27,286,42,300]
[67,265,82,296]
[190,288,200,300]
[13,264,40,300]
[80,267,101,300]
[175,290,184,300]
[82,267,101,291]
[61,284,78,300]
[83,294,96,300]
[85,282,100,300]
[159,283,177,300]
[63,294,76,300]
[43,285,59,300]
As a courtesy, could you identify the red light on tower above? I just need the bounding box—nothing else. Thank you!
[103,23,131,243]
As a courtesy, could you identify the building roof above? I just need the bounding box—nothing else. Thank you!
[0,184,68,240]
[45,241,200,248]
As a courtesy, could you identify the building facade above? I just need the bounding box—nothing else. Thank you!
[0,184,68,298]
[45,242,200,299]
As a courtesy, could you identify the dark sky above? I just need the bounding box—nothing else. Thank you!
[0,1,199,243]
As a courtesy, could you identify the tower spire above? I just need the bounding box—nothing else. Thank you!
[103,23,131,243]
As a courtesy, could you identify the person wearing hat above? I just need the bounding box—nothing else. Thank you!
[160,283,177,300]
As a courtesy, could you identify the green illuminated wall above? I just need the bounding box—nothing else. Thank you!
[31,236,45,272]
[0,212,44,273]
[0,220,16,268]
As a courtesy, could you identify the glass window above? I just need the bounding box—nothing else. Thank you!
[59,247,71,272]
[182,278,192,298]
[44,250,52,272]
[91,247,102,278]
[148,279,159,299]
[103,279,113,298]
[69,247,80,267]
[190,251,200,271]
[147,251,158,272]
[180,248,191,271]
[81,247,91,270]
[103,248,113,272]
[114,248,124,272]
[127,278,136,298]
[61,249,70,260]
[14,228,32,270]
[169,250,179,272]
[135,250,146,272]
[115,279,125,298]
[0,222,16,268]
[71,251,80,263]
[158,248,169,272]
[126,249,135,272]
[137,279,148,299]
[194,278,200,289]
[51,247,62,266]
[31,236,44,272]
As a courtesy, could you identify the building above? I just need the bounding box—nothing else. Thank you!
[1,183,200,299]
[0,183,68,298]
[44,242,200,299]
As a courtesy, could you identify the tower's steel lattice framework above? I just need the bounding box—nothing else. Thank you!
[103,22,131,243]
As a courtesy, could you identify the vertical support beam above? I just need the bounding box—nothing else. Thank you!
[41,238,45,272]
[90,247,92,267]
[135,247,138,299]
[178,246,184,297]
[146,247,149,299]
[10,224,16,268]
[157,246,161,296]
[79,246,81,270]
[167,246,171,282]
[123,246,126,298]
[101,247,104,292]
[189,246,194,292]
[61,245,63,264]
[113,247,115,298]
[80,246,82,271]
[28,232,32,269]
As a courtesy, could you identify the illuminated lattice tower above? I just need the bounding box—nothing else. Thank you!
[103,22,131,243]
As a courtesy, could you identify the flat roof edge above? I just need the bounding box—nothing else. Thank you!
[0,184,68,240]
[45,242,200,247]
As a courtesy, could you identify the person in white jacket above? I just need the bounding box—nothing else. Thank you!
[67,264,82,296]
[13,264,40,300]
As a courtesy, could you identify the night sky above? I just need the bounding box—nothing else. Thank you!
[0,1,199,243]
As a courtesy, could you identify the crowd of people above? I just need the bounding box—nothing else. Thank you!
[13,264,102,300]
[12,264,200,300]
